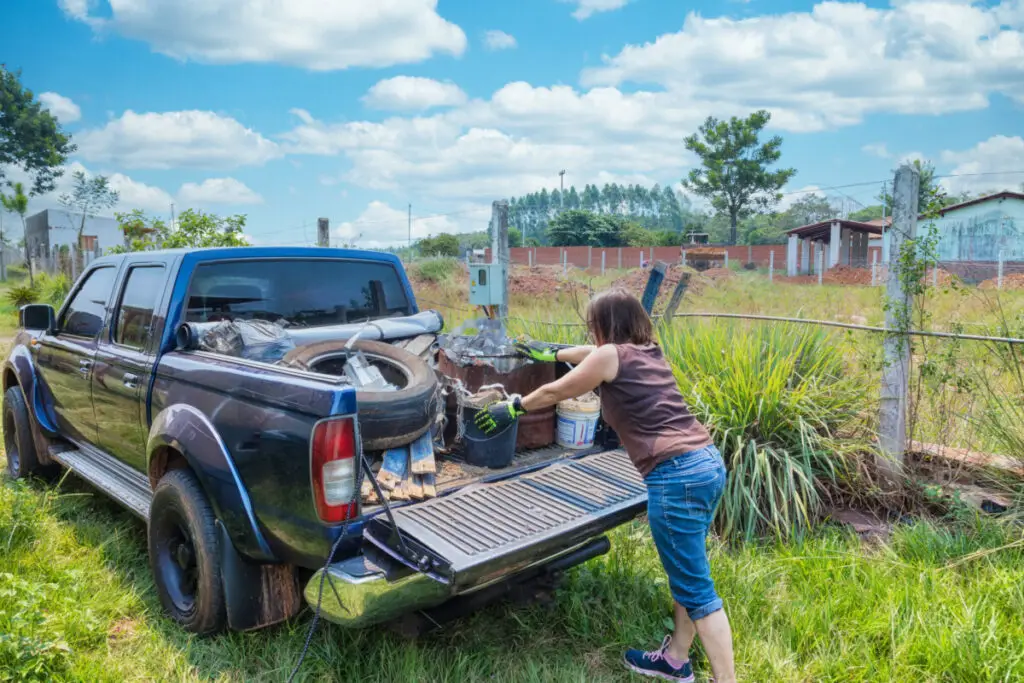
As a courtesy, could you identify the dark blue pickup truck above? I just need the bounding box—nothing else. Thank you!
[3,247,645,635]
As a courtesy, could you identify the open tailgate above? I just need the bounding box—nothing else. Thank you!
[363,449,645,591]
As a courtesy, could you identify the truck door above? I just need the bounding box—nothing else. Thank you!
[35,265,118,446]
[92,264,168,471]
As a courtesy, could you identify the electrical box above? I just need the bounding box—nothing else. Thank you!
[469,263,506,306]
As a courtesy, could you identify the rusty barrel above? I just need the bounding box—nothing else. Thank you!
[439,353,556,450]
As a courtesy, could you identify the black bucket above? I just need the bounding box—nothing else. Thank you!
[462,406,518,469]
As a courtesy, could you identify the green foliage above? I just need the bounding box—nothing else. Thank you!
[110,208,249,253]
[35,272,71,307]
[417,232,460,257]
[411,257,459,284]
[849,204,885,222]
[0,67,76,195]
[5,283,38,308]
[546,210,670,247]
[57,171,119,243]
[683,110,797,245]
[661,321,871,541]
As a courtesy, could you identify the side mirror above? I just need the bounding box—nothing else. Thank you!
[20,304,57,333]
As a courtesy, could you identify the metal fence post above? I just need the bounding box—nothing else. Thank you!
[998,249,1005,290]
[618,247,622,269]
[816,246,823,285]
[769,250,774,282]
[879,164,920,476]
[528,249,533,268]
[588,245,592,270]
[724,251,729,269]
[601,250,606,276]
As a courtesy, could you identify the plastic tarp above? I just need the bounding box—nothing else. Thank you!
[196,320,296,363]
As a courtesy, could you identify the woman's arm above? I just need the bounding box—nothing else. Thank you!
[554,345,596,364]
[521,344,618,412]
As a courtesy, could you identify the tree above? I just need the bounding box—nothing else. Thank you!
[683,110,796,245]
[1,67,76,195]
[0,181,32,284]
[112,208,249,253]
[58,170,119,258]
[849,205,885,222]
[418,232,460,257]
[878,159,940,214]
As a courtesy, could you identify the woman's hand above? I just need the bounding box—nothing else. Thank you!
[474,395,526,435]
[514,340,561,363]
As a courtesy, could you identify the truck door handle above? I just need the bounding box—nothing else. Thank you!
[78,359,92,377]
[123,373,138,389]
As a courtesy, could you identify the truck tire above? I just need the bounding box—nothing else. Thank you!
[3,386,43,480]
[149,468,226,635]
[282,339,439,451]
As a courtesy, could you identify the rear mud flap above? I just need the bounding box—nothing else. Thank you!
[362,449,645,592]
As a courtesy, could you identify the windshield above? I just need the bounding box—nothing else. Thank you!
[184,258,412,327]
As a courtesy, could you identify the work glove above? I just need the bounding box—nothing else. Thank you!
[514,340,560,363]
[474,395,527,436]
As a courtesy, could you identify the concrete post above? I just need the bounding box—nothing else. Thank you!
[747,244,752,266]
[528,249,533,268]
[618,247,622,269]
[601,250,606,275]
[317,217,330,247]
[879,164,920,475]
[491,200,510,326]
[829,221,841,268]
[650,246,654,264]
[998,249,1005,290]
[681,250,687,267]
[588,245,593,270]
[787,234,799,276]
[932,264,938,288]
[800,238,810,275]
[816,245,823,285]
[769,250,774,282]
[724,251,729,269]
[882,227,891,264]
[563,249,567,276]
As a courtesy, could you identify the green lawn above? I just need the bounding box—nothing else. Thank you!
[3,452,1024,682]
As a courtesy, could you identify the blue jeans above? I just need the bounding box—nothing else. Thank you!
[645,445,726,621]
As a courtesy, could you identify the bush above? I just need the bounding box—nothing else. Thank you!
[411,258,459,284]
[5,284,38,308]
[35,273,71,308]
[660,321,871,541]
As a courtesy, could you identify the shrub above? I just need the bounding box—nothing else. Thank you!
[5,284,38,308]
[36,273,71,308]
[411,258,459,284]
[660,321,872,541]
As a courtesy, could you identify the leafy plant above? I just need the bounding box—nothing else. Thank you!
[35,272,71,307]
[4,284,38,308]
[411,258,459,284]
[660,321,872,541]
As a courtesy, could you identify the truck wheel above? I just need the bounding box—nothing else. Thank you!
[282,339,439,450]
[3,386,43,480]
[149,468,226,635]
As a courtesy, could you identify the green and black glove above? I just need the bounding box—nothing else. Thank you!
[474,395,527,435]
[514,340,560,363]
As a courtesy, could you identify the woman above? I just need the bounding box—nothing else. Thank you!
[475,288,736,683]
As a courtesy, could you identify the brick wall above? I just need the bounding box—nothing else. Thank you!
[938,261,1024,283]
[490,244,794,271]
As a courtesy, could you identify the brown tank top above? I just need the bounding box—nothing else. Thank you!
[599,343,713,477]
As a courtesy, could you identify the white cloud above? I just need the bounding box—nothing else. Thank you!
[6,162,173,215]
[483,30,517,50]
[362,76,467,111]
[177,177,263,205]
[336,200,478,248]
[77,110,280,169]
[862,143,891,159]
[61,0,466,71]
[561,0,633,21]
[581,0,1024,131]
[939,135,1024,195]
[38,92,82,123]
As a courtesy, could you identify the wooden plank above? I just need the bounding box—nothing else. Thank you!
[409,431,436,474]
[640,261,668,314]
[662,272,692,322]
[377,446,410,490]
[403,334,436,358]
[421,473,436,498]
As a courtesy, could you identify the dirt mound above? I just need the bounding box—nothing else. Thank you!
[979,273,1024,290]
[782,266,874,286]
[507,264,588,297]
[702,267,733,281]
[612,265,709,300]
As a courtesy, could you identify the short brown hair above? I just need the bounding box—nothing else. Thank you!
[586,288,654,346]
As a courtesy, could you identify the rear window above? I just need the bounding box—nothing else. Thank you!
[184,258,412,327]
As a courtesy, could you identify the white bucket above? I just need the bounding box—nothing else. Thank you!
[556,393,601,449]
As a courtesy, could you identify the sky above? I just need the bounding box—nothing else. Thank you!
[3,0,1024,247]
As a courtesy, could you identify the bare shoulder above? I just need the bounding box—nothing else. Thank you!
[592,344,619,361]
[587,343,620,382]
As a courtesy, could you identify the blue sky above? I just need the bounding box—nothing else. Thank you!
[4,0,1024,246]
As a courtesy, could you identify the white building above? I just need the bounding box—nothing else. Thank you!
[24,209,124,257]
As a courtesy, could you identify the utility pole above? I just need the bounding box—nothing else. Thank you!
[170,202,176,229]
[317,217,330,247]
[880,181,889,264]
[491,200,510,328]
[559,170,566,209]
[407,203,412,254]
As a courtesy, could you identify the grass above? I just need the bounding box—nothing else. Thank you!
[4,456,1024,682]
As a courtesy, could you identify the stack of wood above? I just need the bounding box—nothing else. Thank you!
[361,430,437,504]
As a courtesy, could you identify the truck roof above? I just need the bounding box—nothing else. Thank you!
[89,246,406,269]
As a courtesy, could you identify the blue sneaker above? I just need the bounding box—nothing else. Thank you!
[623,636,695,682]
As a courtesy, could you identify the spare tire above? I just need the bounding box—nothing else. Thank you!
[281,339,439,451]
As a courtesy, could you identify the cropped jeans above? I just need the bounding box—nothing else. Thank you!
[644,444,727,621]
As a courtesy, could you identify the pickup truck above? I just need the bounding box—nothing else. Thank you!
[3,247,646,635]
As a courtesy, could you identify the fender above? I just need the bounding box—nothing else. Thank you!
[4,342,59,465]
[147,403,275,562]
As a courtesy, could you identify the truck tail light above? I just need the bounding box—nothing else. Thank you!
[311,417,359,523]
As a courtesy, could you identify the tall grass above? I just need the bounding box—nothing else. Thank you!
[409,257,460,285]
[660,321,874,541]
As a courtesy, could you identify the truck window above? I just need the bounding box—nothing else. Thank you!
[184,259,412,327]
[114,265,166,349]
[60,266,117,338]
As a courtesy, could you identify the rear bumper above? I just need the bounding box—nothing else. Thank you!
[304,536,611,628]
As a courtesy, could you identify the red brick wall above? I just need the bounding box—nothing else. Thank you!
[491,244,794,271]
[938,261,1024,283]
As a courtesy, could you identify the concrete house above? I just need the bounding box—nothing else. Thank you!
[24,209,124,257]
